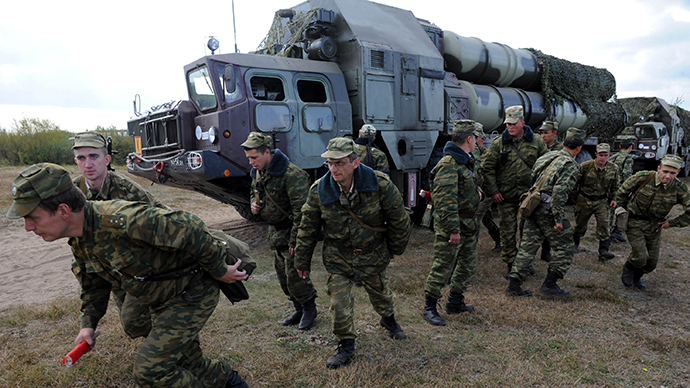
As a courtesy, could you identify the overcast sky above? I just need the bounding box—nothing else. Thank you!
[2,0,689,132]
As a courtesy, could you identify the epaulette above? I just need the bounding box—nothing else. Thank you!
[679,181,688,191]
[102,214,127,229]
[310,178,321,189]
[375,170,391,182]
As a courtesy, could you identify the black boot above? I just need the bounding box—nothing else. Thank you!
[299,297,317,330]
[540,240,552,262]
[445,290,475,314]
[379,314,406,339]
[540,270,571,297]
[281,300,302,326]
[610,226,627,243]
[225,370,249,388]
[489,228,502,253]
[422,296,446,326]
[505,277,533,297]
[326,339,355,369]
[573,234,581,253]
[504,262,513,280]
[632,269,647,290]
[621,262,635,288]
[598,239,615,261]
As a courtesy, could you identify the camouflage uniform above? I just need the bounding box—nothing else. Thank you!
[547,141,563,152]
[509,150,579,281]
[250,149,316,305]
[482,126,548,264]
[573,159,619,241]
[609,151,634,182]
[473,144,500,243]
[294,164,411,340]
[354,140,389,173]
[68,200,237,388]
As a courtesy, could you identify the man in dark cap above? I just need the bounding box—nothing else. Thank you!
[355,124,390,174]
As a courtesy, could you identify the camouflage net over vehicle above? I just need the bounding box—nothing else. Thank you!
[674,106,690,147]
[254,9,320,57]
[618,97,690,147]
[528,49,626,142]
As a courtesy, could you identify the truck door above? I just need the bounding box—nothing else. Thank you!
[293,74,337,165]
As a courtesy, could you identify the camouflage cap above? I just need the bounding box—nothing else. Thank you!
[72,131,107,149]
[660,154,683,169]
[504,105,523,124]
[621,139,634,148]
[7,163,74,219]
[321,137,357,159]
[453,119,476,134]
[596,143,611,153]
[359,124,377,138]
[539,120,559,132]
[241,132,272,149]
[565,127,587,141]
[473,122,486,139]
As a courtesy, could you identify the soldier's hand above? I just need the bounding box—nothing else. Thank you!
[297,269,310,279]
[610,200,617,208]
[492,193,504,203]
[289,247,295,256]
[448,233,461,245]
[217,259,249,283]
[251,202,262,214]
[554,223,564,232]
[75,328,96,348]
[658,220,671,230]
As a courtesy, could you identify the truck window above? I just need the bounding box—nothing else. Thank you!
[217,64,243,105]
[297,79,328,103]
[188,67,217,111]
[256,104,291,132]
[303,106,334,132]
[636,126,656,139]
[250,76,286,101]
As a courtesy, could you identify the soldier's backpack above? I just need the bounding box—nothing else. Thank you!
[209,229,257,303]
[518,156,564,218]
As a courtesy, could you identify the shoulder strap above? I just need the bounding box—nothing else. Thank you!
[257,171,292,219]
[535,155,565,191]
[346,208,387,232]
[508,143,529,168]
[631,172,656,201]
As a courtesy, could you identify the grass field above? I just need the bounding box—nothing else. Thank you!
[1,166,689,387]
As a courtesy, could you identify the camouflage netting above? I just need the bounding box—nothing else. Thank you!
[618,97,690,147]
[254,9,320,57]
[673,105,690,147]
[528,49,627,141]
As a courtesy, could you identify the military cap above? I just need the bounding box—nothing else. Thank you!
[596,143,611,153]
[565,127,587,141]
[72,131,107,149]
[660,154,683,169]
[321,137,357,159]
[539,120,559,132]
[359,124,377,138]
[241,132,272,148]
[453,119,476,133]
[504,105,523,124]
[473,122,486,139]
[621,139,634,148]
[7,163,74,219]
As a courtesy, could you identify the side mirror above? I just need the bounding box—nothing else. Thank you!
[224,66,236,94]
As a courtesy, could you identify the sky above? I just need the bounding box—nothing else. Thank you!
[2,0,690,132]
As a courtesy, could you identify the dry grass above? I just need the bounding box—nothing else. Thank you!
[1,170,690,387]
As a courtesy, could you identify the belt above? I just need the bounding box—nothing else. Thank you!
[326,237,384,256]
[579,191,607,201]
[628,213,662,222]
[118,262,202,282]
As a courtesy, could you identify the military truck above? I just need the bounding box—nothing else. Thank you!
[125,0,675,220]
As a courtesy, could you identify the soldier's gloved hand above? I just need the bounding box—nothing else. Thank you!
[217,259,249,283]
[251,202,262,215]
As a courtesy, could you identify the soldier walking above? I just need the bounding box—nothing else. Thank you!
[242,132,318,330]
[537,120,562,262]
[294,138,411,369]
[472,123,502,253]
[608,139,635,242]
[354,124,390,174]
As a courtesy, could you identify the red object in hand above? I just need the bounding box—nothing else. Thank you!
[62,341,91,367]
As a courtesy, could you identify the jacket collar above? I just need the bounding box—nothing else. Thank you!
[250,149,289,178]
[318,163,379,205]
[501,124,535,145]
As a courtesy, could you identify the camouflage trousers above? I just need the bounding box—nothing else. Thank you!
[274,245,317,305]
[573,198,611,241]
[112,286,152,339]
[424,231,477,299]
[509,208,574,281]
[476,198,500,238]
[625,219,663,273]
[133,276,232,388]
[327,270,395,340]
[497,201,520,264]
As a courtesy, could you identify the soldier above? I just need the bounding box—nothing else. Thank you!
[472,123,502,253]
[72,131,167,339]
[354,124,390,174]
[572,143,620,261]
[615,154,690,290]
[241,132,318,330]
[422,120,480,326]
[483,105,548,276]
[608,139,635,242]
[506,130,584,297]
[294,137,411,369]
[7,163,249,388]
[539,120,562,152]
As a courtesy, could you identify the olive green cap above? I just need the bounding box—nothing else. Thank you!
[539,120,559,132]
[359,124,377,138]
[321,137,357,159]
[72,131,107,149]
[7,163,74,219]
[241,132,272,149]
[566,127,587,141]
[504,105,523,124]
[596,143,611,153]
[453,119,476,133]
[660,154,682,169]
[473,122,486,139]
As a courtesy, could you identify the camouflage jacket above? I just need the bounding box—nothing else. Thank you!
[250,149,309,248]
[431,141,480,237]
[69,201,229,329]
[531,150,579,224]
[573,160,620,203]
[294,164,411,278]
[615,171,690,227]
[547,141,563,152]
[471,145,488,190]
[354,141,390,173]
[73,171,168,209]
[482,125,548,201]
[608,151,634,182]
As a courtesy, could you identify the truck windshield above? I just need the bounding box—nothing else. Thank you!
[636,126,656,139]
[217,63,243,105]
[188,66,217,111]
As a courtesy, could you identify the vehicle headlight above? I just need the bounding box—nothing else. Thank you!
[209,126,218,144]
[645,152,656,159]
[195,126,203,140]
[651,145,657,150]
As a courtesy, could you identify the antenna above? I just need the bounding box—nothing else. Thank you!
[232,0,239,52]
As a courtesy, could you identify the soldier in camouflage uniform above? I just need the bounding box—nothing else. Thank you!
[294,138,411,369]
[422,120,480,326]
[572,143,620,261]
[506,131,584,297]
[537,120,562,262]
[608,139,635,242]
[354,124,390,174]
[7,163,249,388]
[615,154,690,290]
[241,132,317,330]
[482,106,548,275]
[72,131,167,339]
[472,123,502,253]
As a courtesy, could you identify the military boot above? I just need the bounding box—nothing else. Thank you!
[326,339,355,369]
[505,278,533,297]
[379,314,406,339]
[489,228,502,253]
[299,297,317,330]
[281,300,302,326]
[621,262,635,288]
[225,370,249,388]
[610,226,627,243]
[422,296,446,326]
[573,234,581,253]
[540,270,571,297]
[632,269,647,290]
[598,239,615,261]
[540,240,552,262]
[504,262,513,280]
[445,290,475,314]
